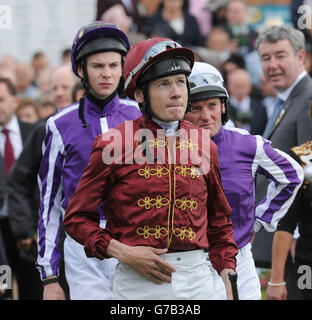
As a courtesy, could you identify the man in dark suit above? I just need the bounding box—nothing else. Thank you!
[0,77,34,299]
[227,68,268,135]
[6,65,77,300]
[0,155,7,297]
[251,26,312,299]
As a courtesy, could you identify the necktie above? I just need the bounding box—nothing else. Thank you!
[263,97,284,139]
[2,128,15,177]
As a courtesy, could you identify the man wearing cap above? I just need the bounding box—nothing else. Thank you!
[36,22,141,300]
[184,62,304,299]
[63,38,238,300]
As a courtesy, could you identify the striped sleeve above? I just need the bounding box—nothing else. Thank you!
[253,136,304,233]
[36,118,65,279]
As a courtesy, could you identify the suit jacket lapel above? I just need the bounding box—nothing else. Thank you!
[18,120,32,144]
[266,98,291,139]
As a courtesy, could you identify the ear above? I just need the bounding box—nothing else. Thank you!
[134,88,144,104]
[297,48,306,65]
[77,64,84,79]
[221,101,226,114]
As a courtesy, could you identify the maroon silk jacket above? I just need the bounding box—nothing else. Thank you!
[63,116,238,274]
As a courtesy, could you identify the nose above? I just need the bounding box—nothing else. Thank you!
[101,66,112,78]
[55,86,63,97]
[267,57,278,69]
[201,107,211,121]
[170,82,182,99]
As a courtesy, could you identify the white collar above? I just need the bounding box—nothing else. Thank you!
[0,115,19,133]
[152,117,180,136]
[278,70,307,102]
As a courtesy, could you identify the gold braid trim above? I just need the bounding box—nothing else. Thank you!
[137,195,170,210]
[176,139,199,151]
[175,197,198,211]
[137,225,168,239]
[148,138,167,148]
[175,165,200,178]
[136,225,196,241]
[173,227,196,240]
[138,165,169,179]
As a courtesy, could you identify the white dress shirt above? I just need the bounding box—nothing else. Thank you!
[0,115,23,217]
[0,114,23,160]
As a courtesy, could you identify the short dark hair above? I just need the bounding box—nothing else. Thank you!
[33,51,45,60]
[0,77,17,95]
[62,48,71,59]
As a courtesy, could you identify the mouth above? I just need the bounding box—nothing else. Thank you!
[200,123,214,129]
[99,83,113,88]
[269,73,283,80]
[167,104,183,108]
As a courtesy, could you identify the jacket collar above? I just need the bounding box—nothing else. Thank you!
[212,125,224,144]
[84,92,119,117]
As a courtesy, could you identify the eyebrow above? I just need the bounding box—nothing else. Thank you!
[89,60,121,65]
[261,49,287,57]
[157,75,186,82]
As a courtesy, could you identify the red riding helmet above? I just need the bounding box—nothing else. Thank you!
[124,37,195,100]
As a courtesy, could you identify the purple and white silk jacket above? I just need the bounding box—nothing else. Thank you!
[36,94,141,279]
[213,126,303,249]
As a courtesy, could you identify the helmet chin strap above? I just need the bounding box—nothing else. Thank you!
[185,80,192,113]
[142,83,152,119]
[78,58,90,128]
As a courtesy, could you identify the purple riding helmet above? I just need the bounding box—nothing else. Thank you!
[71,21,130,77]
[70,21,130,127]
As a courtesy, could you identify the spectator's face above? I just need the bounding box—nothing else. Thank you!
[226,0,247,25]
[0,83,18,126]
[51,68,75,109]
[163,0,184,11]
[227,70,252,101]
[15,63,33,91]
[33,55,49,76]
[16,105,39,123]
[81,51,122,100]
[206,30,230,51]
[135,74,188,122]
[258,39,305,92]
[38,104,57,119]
[37,68,53,94]
[184,98,225,137]
[260,74,277,97]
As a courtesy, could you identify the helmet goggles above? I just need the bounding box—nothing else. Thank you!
[124,40,183,89]
[189,73,224,90]
[189,72,229,102]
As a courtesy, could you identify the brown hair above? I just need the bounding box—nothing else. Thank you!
[16,97,40,117]
[0,77,17,95]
